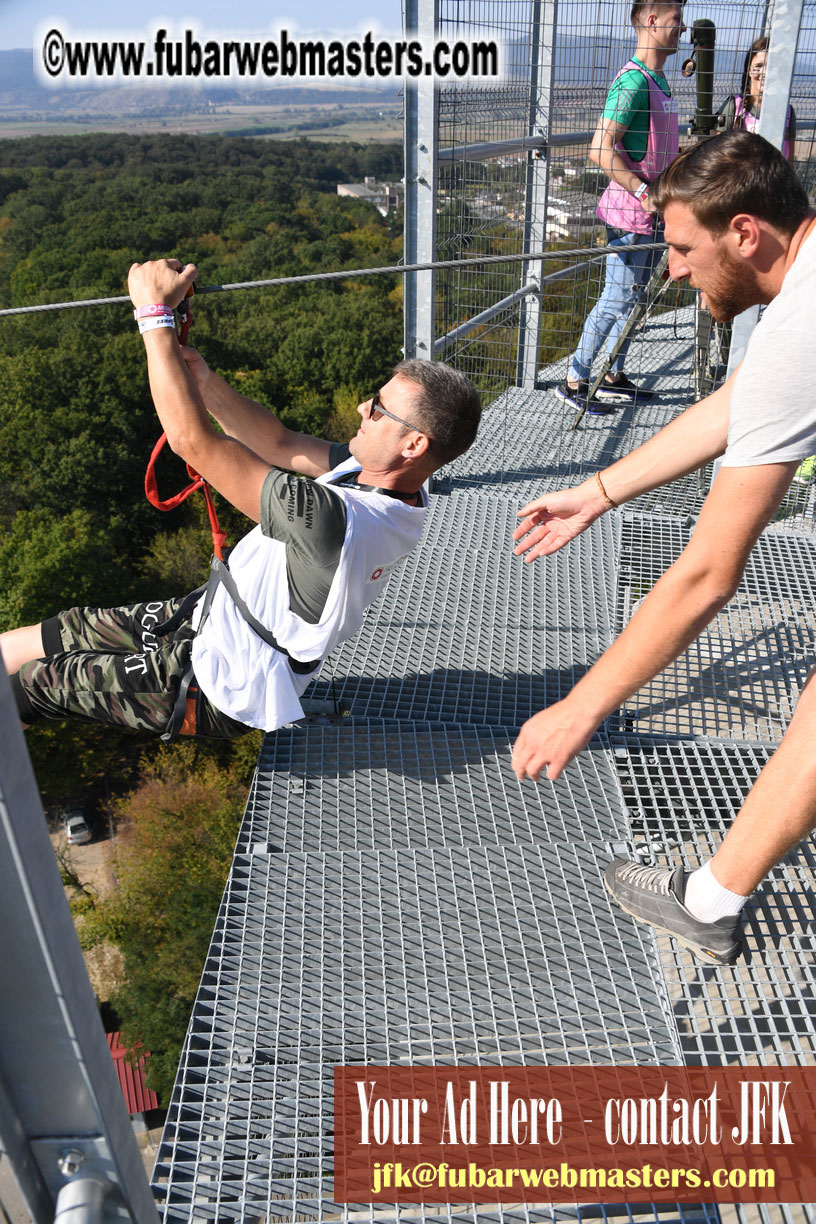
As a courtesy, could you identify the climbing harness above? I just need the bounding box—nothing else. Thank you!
[155,552,322,741]
[155,466,414,739]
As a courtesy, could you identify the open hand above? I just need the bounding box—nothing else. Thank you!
[511,699,599,781]
[513,481,605,563]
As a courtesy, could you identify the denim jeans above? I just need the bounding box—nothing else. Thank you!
[569,227,660,382]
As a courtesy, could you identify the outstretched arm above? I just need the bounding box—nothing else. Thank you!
[514,374,736,562]
[512,459,797,781]
[181,346,334,477]
[130,259,277,521]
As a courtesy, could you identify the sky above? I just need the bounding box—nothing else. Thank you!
[0,0,405,50]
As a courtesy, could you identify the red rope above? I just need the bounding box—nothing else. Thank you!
[143,286,227,561]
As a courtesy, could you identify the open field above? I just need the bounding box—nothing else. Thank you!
[0,101,403,141]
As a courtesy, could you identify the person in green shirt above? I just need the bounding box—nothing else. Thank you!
[556,0,684,414]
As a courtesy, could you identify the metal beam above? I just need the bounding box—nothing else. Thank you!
[0,662,159,1224]
[438,130,590,163]
[403,0,439,362]
[517,0,559,388]
[756,0,802,152]
[725,0,804,385]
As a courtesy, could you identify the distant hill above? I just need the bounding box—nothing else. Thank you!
[3,38,813,127]
[0,49,400,118]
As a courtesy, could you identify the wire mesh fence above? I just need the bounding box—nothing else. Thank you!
[426,0,816,507]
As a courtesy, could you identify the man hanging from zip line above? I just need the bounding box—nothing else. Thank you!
[1,258,481,742]
[512,132,816,965]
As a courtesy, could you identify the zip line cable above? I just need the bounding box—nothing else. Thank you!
[0,241,667,319]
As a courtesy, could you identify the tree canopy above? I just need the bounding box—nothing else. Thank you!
[78,744,258,1101]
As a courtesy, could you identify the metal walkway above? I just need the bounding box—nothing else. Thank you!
[152,326,816,1223]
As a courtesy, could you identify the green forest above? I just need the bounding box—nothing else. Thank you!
[0,132,405,1098]
[0,133,405,639]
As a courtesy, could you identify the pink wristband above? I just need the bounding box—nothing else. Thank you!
[133,303,174,320]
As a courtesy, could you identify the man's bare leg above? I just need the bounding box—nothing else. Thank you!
[708,667,816,895]
[605,668,816,962]
[1,624,45,727]
[0,623,45,677]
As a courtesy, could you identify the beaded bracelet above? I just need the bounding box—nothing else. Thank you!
[595,470,618,510]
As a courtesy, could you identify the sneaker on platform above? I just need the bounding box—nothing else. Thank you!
[604,858,743,964]
[594,373,655,403]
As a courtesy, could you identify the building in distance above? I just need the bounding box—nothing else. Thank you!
[337,176,404,216]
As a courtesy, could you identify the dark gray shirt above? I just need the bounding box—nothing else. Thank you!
[260,469,348,624]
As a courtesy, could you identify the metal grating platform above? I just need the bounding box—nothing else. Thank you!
[433,310,718,521]
[239,722,627,854]
[306,492,618,725]
[613,517,816,741]
[611,736,816,1072]
[153,843,683,1223]
[611,735,775,848]
[155,327,816,1220]
[156,496,816,1223]
[434,304,816,531]
[433,387,702,511]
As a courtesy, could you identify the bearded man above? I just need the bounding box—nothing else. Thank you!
[512,132,815,965]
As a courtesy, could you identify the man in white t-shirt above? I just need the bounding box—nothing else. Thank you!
[2,258,481,740]
[511,132,815,964]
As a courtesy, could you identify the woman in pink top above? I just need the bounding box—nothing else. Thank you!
[728,36,796,165]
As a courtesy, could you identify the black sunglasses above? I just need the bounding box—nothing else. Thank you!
[367,389,433,446]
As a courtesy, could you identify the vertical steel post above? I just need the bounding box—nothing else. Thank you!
[0,662,160,1224]
[725,0,804,381]
[756,0,801,154]
[404,0,439,362]
[517,0,558,388]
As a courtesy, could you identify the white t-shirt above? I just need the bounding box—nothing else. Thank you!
[191,456,428,731]
[723,226,816,467]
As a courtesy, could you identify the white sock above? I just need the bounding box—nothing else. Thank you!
[684,861,749,923]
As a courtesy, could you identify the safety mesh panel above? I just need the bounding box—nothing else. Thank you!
[611,736,816,1074]
[305,493,618,725]
[434,309,713,520]
[613,518,816,741]
[152,843,683,1223]
[435,0,538,406]
[240,723,626,852]
[722,1211,816,1224]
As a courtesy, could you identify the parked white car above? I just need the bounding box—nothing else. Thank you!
[62,807,92,846]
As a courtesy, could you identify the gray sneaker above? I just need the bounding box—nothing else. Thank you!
[604,859,743,964]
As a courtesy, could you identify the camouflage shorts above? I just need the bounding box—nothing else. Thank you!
[14,597,248,740]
